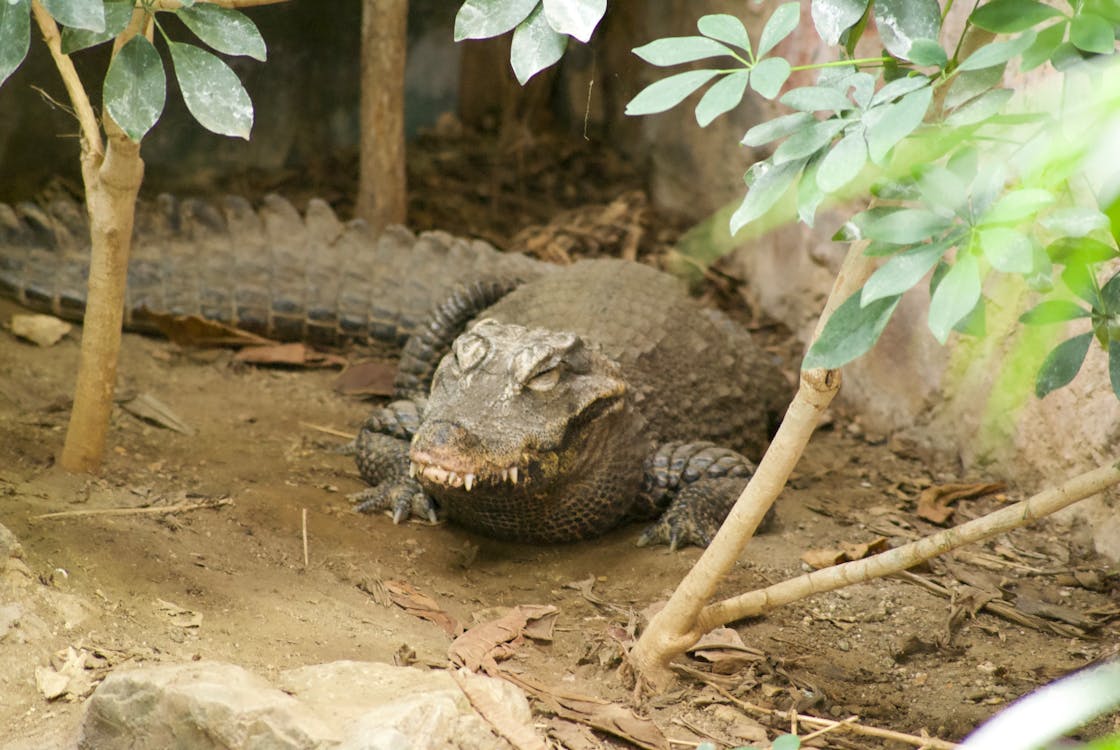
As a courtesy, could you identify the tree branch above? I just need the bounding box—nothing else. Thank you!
[699,458,1120,629]
[30,0,102,159]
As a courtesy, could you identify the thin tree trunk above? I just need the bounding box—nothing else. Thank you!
[357,0,408,231]
[627,241,878,689]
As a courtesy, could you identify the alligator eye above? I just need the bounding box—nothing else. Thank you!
[453,334,489,371]
[526,366,560,392]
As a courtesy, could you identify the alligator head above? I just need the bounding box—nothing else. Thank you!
[409,318,646,542]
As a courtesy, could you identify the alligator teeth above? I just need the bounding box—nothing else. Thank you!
[509,466,519,484]
[449,470,461,487]
[500,468,509,483]
[408,461,417,479]
[464,473,475,492]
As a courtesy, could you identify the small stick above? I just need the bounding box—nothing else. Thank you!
[34,497,231,519]
[300,421,356,440]
[801,715,859,741]
[302,508,309,568]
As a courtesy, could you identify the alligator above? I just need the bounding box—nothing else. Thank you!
[0,194,789,548]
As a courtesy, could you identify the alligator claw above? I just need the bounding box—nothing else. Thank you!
[351,479,440,525]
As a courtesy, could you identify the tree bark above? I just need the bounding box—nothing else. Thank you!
[357,0,408,231]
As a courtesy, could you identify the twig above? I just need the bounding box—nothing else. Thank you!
[705,681,959,750]
[697,457,1120,630]
[302,507,309,568]
[300,421,356,440]
[30,0,102,157]
[34,497,232,519]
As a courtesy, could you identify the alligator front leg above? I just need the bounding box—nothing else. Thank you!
[351,399,438,524]
[634,441,764,550]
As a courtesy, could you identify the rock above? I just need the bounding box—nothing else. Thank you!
[76,661,335,750]
[10,313,71,346]
[76,660,534,750]
[0,521,23,561]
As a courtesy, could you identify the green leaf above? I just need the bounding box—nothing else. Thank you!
[1061,262,1101,306]
[1035,332,1093,397]
[816,128,867,193]
[695,70,748,127]
[742,112,814,147]
[541,0,605,43]
[864,84,932,164]
[959,31,1038,70]
[970,0,1063,33]
[177,4,266,61]
[945,88,1013,127]
[908,39,947,67]
[874,0,941,59]
[781,85,854,112]
[168,41,252,139]
[0,0,30,89]
[869,74,929,107]
[1070,12,1116,53]
[758,2,800,57]
[511,4,567,84]
[916,165,968,214]
[103,35,165,142]
[798,153,826,226]
[979,227,1034,273]
[980,189,1054,225]
[1110,344,1120,402]
[730,158,806,234]
[1051,40,1091,70]
[1042,208,1110,237]
[773,118,847,163]
[1021,21,1068,71]
[41,0,103,32]
[748,56,791,99]
[1045,236,1119,264]
[1019,300,1091,324]
[625,69,720,116]
[928,253,981,343]
[803,290,901,369]
[772,734,804,750]
[60,0,130,55]
[1102,270,1120,312]
[811,0,870,45]
[857,207,952,244]
[944,64,1005,109]
[697,13,750,53]
[632,36,736,66]
[862,240,946,305]
[454,0,538,40]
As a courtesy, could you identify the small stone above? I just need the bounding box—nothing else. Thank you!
[10,313,71,346]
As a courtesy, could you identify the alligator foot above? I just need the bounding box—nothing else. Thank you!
[352,423,439,524]
[636,477,752,550]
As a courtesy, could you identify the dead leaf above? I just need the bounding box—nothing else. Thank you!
[333,359,398,396]
[801,547,846,569]
[544,718,602,750]
[383,580,462,637]
[141,310,275,347]
[119,392,195,435]
[500,670,669,750]
[452,668,549,750]
[916,482,1006,524]
[838,536,889,561]
[1014,595,1096,629]
[234,342,346,368]
[11,313,71,346]
[689,627,765,674]
[448,605,558,672]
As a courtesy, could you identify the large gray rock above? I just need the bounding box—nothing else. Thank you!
[76,660,533,750]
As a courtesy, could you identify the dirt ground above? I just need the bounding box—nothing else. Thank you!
[2,132,1119,749]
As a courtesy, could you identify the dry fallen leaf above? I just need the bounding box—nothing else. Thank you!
[452,668,549,750]
[119,392,194,435]
[801,547,847,569]
[234,342,346,368]
[11,313,71,346]
[916,482,1006,524]
[448,605,559,672]
[333,359,398,395]
[142,310,276,347]
[383,579,462,637]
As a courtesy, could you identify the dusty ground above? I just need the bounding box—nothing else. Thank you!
[3,130,1119,748]
[1,289,1118,748]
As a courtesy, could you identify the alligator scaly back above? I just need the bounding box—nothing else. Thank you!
[0,194,543,349]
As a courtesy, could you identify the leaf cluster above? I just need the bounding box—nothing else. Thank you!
[1,0,267,141]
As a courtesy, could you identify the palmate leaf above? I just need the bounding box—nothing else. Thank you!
[103,35,166,142]
[168,42,253,139]
[1070,12,1115,54]
[748,56,791,99]
[1021,22,1068,71]
[816,127,867,193]
[928,252,981,343]
[1036,332,1093,397]
[541,0,606,43]
[695,70,748,127]
[178,3,267,61]
[970,0,1062,33]
[864,84,932,164]
[625,69,720,116]
[802,289,901,369]
[1019,300,1091,325]
[741,111,814,147]
[772,118,846,163]
[454,0,538,40]
[855,206,953,244]
[730,158,807,234]
[61,0,130,55]
[861,239,948,305]
[811,0,869,45]
[697,13,750,53]
[0,0,30,89]
[41,0,103,32]
[757,2,800,57]
[632,36,736,66]
[874,0,940,59]
[511,4,567,84]
[959,31,1038,71]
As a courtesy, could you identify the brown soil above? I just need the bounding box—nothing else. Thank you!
[2,133,1118,749]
